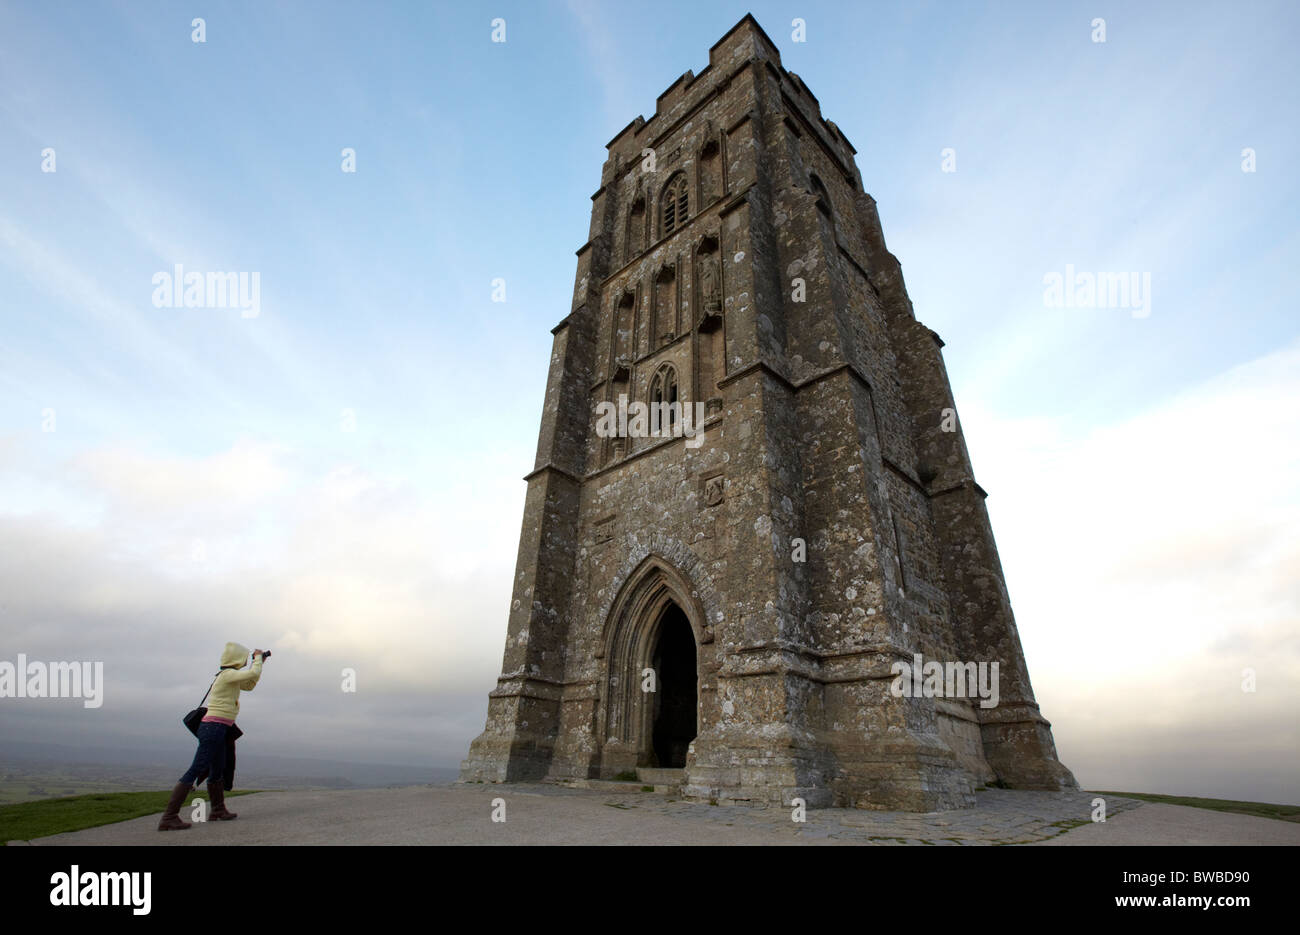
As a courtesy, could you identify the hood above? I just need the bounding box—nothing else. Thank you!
[220,642,250,668]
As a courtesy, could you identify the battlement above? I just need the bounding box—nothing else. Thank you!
[603,14,857,185]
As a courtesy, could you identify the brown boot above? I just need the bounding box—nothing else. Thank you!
[208,781,237,820]
[157,782,193,831]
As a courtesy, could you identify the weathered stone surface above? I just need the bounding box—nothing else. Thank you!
[461,14,1076,810]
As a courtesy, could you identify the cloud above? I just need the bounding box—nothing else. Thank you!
[965,340,1300,800]
[0,438,518,766]
[74,439,290,512]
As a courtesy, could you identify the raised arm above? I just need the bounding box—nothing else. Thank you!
[228,654,264,690]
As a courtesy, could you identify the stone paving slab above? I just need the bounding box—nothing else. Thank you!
[1041,801,1300,846]
[17,784,1295,846]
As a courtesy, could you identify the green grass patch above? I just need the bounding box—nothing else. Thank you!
[1095,791,1300,823]
[1,789,261,842]
[611,771,639,782]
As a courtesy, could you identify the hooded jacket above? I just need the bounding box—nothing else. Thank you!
[204,641,263,722]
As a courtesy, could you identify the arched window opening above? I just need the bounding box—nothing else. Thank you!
[809,172,833,224]
[661,173,689,237]
[649,365,680,437]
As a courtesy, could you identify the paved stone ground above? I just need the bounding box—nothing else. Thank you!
[1041,801,1300,846]
[17,783,1298,846]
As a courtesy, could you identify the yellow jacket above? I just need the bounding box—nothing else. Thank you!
[205,642,263,722]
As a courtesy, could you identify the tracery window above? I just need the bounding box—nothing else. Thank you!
[649,364,680,436]
[661,173,689,237]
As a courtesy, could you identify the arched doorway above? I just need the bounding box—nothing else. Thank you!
[598,555,707,776]
[649,604,697,768]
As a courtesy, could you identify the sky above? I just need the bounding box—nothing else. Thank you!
[0,1,1296,803]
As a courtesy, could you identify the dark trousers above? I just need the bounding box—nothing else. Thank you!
[180,721,229,787]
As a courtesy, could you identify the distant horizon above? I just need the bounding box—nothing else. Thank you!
[3,737,445,774]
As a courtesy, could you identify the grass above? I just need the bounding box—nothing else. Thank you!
[1095,791,1300,823]
[0,789,261,842]
[1051,818,1091,831]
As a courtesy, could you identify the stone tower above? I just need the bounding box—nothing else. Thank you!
[461,14,1077,810]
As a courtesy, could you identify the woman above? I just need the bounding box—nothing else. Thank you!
[158,642,267,831]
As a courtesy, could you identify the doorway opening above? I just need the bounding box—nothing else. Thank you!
[649,604,697,768]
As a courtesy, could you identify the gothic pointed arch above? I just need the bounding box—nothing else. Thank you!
[597,554,708,756]
[626,194,647,263]
[652,262,677,345]
[694,234,724,405]
[648,362,679,436]
[809,172,834,228]
[695,234,721,316]
[613,286,636,363]
[660,171,689,237]
[698,135,721,204]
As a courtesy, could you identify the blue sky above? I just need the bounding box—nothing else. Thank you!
[1,1,1296,802]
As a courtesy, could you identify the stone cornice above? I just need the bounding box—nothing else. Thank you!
[522,462,582,485]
